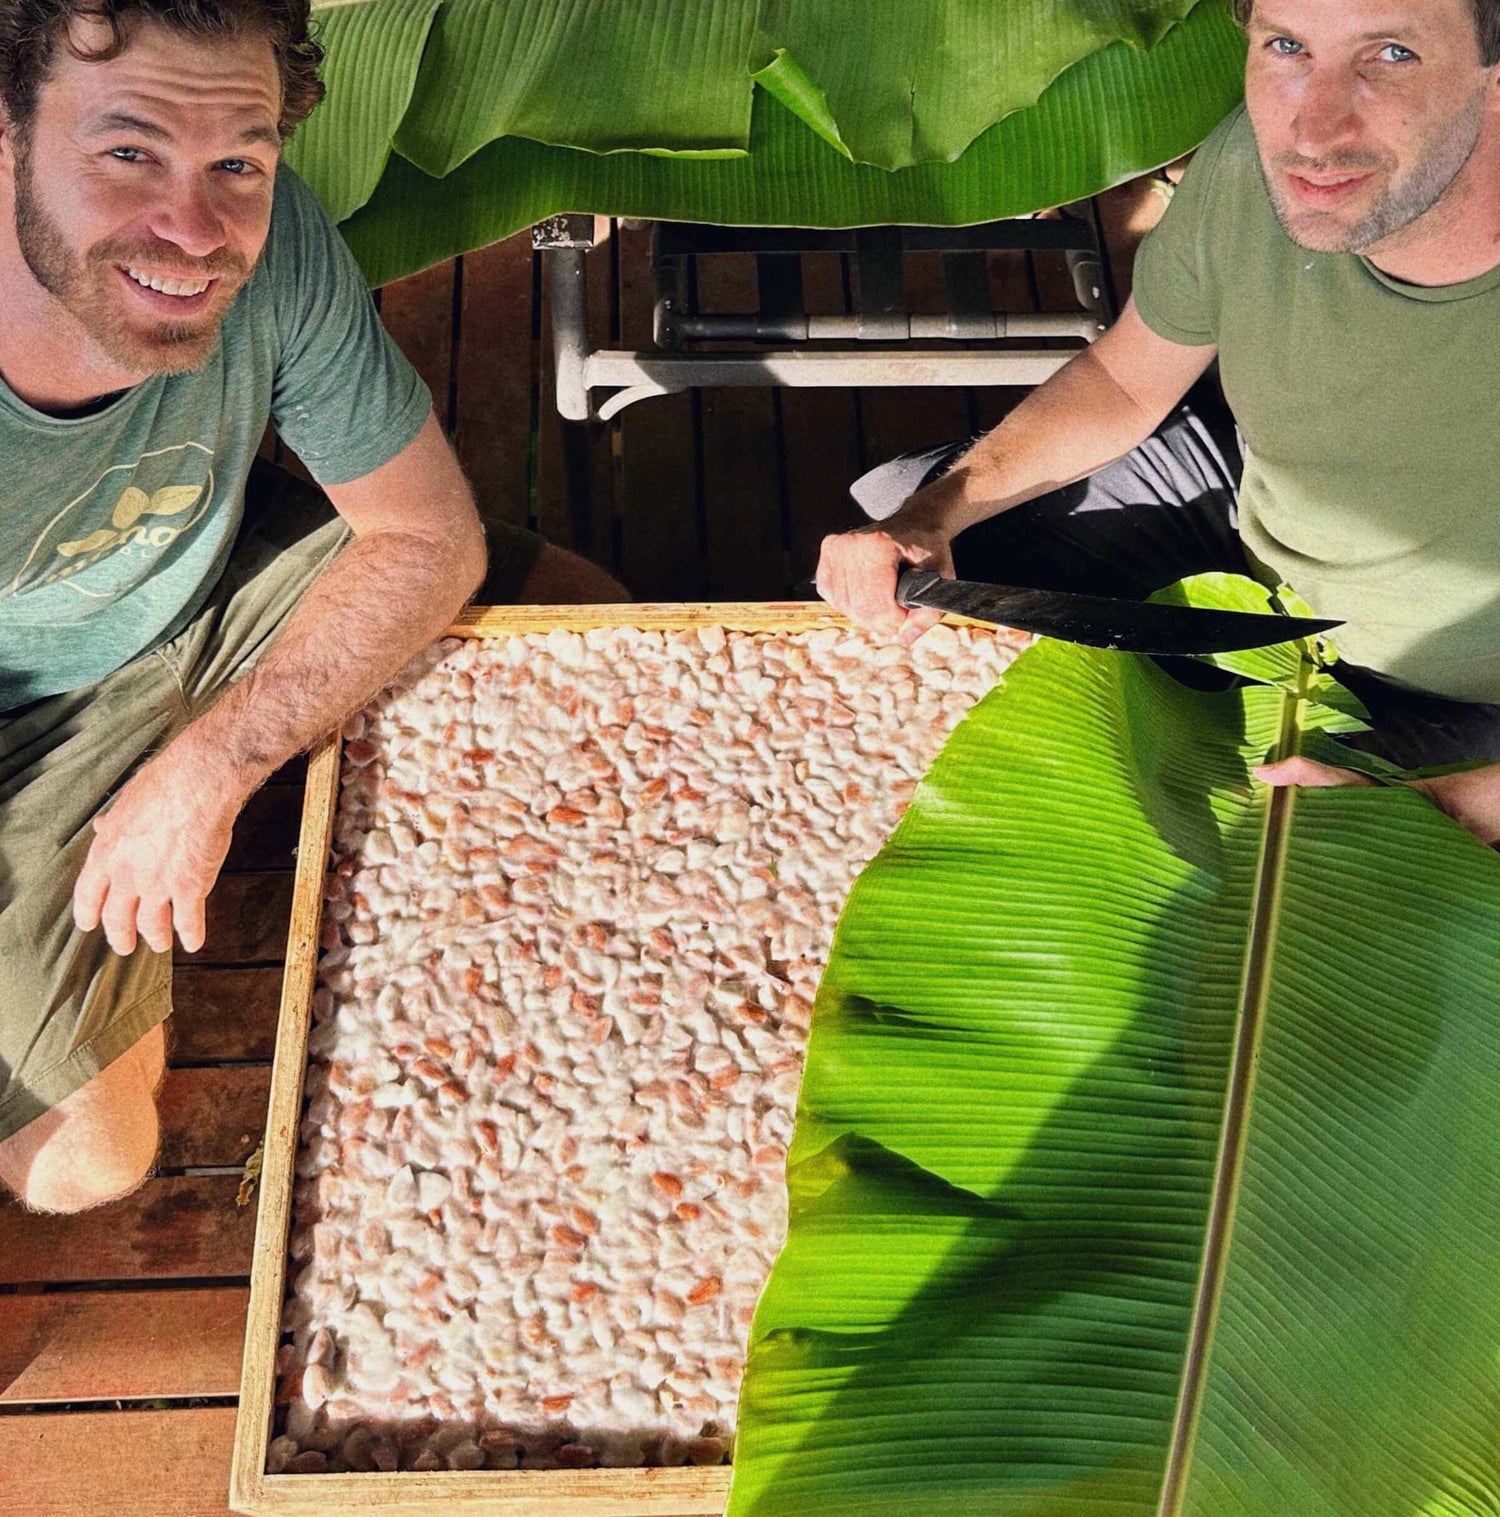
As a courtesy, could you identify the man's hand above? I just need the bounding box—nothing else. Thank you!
[815,519,956,646]
[1256,756,1500,846]
[72,741,246,955]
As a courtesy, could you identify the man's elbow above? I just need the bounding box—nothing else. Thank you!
[452,521,488,604]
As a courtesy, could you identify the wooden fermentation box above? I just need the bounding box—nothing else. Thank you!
[230,602,882,1517]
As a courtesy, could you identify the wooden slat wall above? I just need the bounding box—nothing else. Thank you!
[615,222,705,601]
[694,255,788,602]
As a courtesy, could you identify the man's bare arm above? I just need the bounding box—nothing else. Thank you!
[816,299,1219,641]
[73,413,487,955]
[1257,756,1500,848]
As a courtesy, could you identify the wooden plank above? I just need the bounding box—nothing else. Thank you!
[1028,210,1083,317]
[224,786,301,873]
[0,1287,248,1403]
[453,234,535,535]
[156,1067,271,1170]
[694,254,787,601]
[780,388,863,584]
[779,252,864,578]
[182,873,296,966]
[171,969,281,1064]
[858,384,971,475]
[234,1466,726,1516]
[447,602,885,636]
[974,247,1044,432]
[0,1176,255,1283]
[615,223,703,601]
[800,250,847,316]
[231,741,341,1509]
[0,1406,239,1517]
[858,237,972,472]
[380,260,456,427]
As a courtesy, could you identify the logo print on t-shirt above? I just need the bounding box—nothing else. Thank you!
[10,441,215,599]
[56,484,205,559]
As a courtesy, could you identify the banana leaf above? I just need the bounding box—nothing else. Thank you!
[750,0,1202,171]
[728,582,1500,1516]
[333,1,1245,288]
[297,0,1223,194]
[291,0,443,223]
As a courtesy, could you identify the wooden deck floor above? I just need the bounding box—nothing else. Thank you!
[0,183,1158,1514]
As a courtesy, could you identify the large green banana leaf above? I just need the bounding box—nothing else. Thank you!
[299,0,1225,186]
[728,585,1500,1515]
[332,2,1245,288]
[387,0,1202,176]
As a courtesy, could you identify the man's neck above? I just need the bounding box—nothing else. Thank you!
[1363,124,1500,287]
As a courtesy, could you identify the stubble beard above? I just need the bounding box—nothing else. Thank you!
[1261,88,1486,254]
[12,135,245,375]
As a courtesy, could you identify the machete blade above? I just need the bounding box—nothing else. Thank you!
[894,570,1340,655]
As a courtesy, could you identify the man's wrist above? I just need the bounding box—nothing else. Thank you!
[888,471,970,542]
[167,697,275,809]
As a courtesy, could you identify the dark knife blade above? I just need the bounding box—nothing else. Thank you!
[894,570,1340,655]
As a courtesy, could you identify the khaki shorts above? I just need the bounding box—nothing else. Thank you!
[0,459,543,1143]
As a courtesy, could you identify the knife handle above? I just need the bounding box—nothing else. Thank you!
[895,569,942,608]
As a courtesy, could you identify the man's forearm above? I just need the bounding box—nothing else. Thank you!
[894,341,1168,541]
[171,526,485,805]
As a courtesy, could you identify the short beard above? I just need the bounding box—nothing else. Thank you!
[1262,89,1486,254]
[13,134,243,374]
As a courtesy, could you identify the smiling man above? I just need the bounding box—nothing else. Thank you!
[819,0,1500,835]
[0,0,624,1213]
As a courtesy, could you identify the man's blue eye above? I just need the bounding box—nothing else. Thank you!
[1268,36,1303,56]
[1378,43,1417,63]
[109,147,145,161]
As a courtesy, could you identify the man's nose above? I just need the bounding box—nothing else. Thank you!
[147,180,227,260]
[1290,65,1362,159]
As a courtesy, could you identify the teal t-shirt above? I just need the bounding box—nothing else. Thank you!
[1134,104,1500,702]
[0,163,430,712]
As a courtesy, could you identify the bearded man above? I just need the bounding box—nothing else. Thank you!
[820,0,1500,839]
[0,0,624,1213]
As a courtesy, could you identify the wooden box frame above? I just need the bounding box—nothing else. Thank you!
[230,602,862,1516]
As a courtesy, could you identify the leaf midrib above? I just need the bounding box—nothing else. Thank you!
[1155,658,1311,1517]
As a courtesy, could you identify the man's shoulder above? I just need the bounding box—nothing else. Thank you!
[1184,102,1259,203]
[252,161,360,331]
[264,162,335,262]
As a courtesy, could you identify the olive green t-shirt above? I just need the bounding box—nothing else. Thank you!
[0,163,430,712]
[1134,104,1500,702]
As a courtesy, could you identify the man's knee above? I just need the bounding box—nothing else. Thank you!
[519,542,630,604]
[0,1032,163,1214]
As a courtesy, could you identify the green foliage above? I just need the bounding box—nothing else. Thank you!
[289,0,1247,285]
[729,587,1500,1515]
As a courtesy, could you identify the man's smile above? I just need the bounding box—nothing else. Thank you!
[115,264,218,313]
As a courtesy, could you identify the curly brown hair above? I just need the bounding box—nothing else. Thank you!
[0,0,325,140]
[1230,0,1500,68]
